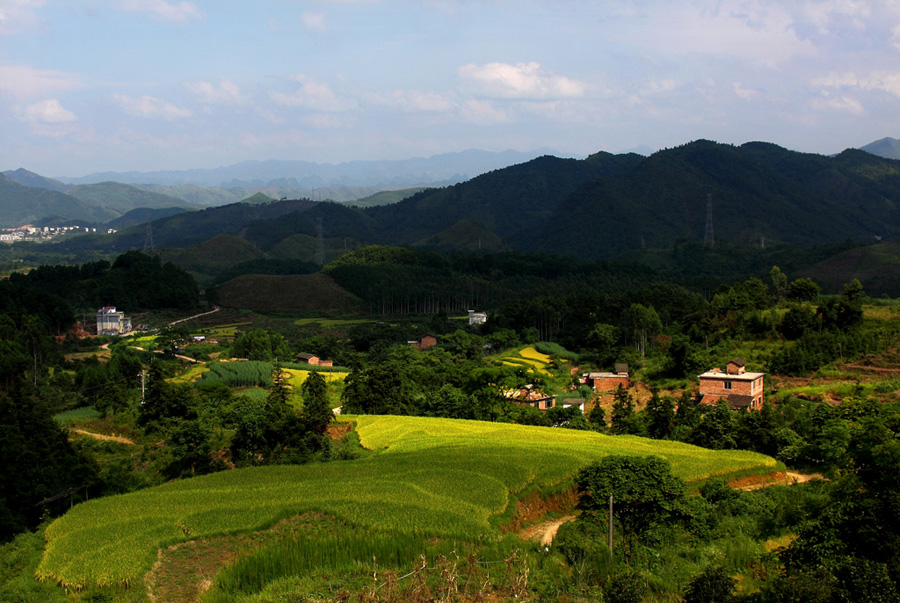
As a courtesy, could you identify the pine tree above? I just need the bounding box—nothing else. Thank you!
[302,371,333,436]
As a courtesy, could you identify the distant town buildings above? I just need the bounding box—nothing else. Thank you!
[96,306,132,336]
[0,225,116,244]
[698,359,765,411]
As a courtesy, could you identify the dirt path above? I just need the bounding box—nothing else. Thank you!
[71,429,135,445]
[519,515,576,547]
[169,307,220,326]
[736,471,825,491]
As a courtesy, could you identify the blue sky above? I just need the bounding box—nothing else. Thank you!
[1,0,899,176]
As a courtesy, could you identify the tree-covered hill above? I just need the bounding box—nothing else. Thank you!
[513,140,900,258]
[361,152,644,245]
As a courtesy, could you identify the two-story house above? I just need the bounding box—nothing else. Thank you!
[698,358,764,411]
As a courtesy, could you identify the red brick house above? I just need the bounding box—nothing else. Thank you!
[698,359,764,411]
[295,352,333,368]
[585,363,630,391]
[408,333,438,351]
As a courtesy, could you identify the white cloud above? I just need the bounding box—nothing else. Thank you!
[117,0,203,24]
[733,82,760,101]
[19,98,77,122]
[636,2,816,66]
[185,79,245,105]
[458,62,586,99]
[803,0,873,34]
[300,11,326,31]
[113,93,192,119]
[0,0,44,34]
[811,92,865,115]
[0,65,82,98]
[377,90,454,112]
[813,70,900,99]
[458,99,509,124]
[269,75,357,111]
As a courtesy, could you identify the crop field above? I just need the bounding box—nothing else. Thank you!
[38,415,776,589]
[498,346,553,375]
[198,361,274,388]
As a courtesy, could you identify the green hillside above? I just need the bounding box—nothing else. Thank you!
[347,186,430,208]
[805,241,900,296]
[413,218,509,254]
[157,233,268,279]
[209,272,360,312]
[38,415,776,588]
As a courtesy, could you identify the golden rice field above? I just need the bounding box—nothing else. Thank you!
[499,346,552,375]
[38,415,776,589]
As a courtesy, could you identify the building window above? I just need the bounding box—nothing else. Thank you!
[724,381,732,390]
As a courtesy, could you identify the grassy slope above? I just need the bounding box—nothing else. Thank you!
[38,415,775,589]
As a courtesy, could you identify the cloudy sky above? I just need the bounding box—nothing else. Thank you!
[1,0,898,176]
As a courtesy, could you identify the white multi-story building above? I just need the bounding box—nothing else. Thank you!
[96,307,132,336]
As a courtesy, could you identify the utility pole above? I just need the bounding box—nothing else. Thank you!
[140,370,146,404]
[609,493,614,565]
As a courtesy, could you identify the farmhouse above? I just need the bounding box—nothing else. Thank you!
[504,384,555,410]
[295,352,333,368]
[585,363,630,391]
[467,310,488,325]
[408,333,438,351]
[96,306,132,336]
[698,358,764,411]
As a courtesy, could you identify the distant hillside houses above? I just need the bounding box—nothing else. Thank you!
[96,306,132,336]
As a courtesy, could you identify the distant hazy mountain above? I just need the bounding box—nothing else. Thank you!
[859,137,900,160]
[105,207,191,230]
[2,168,70,193]
[55,149,557,188]
[66,182,200,215]
[0,173,107,227]
[133,183,421,206]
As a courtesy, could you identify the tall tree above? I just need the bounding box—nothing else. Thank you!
[301,371,333,436]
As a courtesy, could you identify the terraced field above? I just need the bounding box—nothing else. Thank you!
[38,415,777,589]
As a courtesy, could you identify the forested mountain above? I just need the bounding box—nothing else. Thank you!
[19,139,900,267]
[514,141,900,258]
[361,152,645,244]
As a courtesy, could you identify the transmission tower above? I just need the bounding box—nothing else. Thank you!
[315,216,325,265]
[143,214,156,253]
[703,193,715,248]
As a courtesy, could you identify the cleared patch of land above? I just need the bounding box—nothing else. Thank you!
[212,273,360,313]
